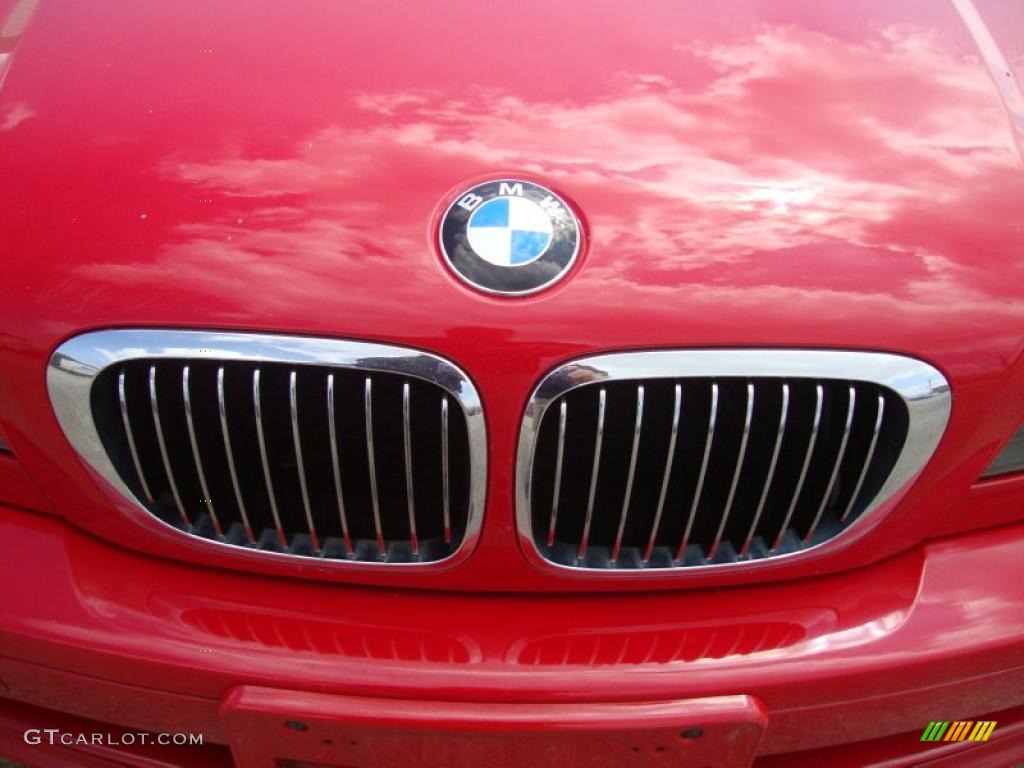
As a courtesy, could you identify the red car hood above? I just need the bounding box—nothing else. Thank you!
[0,0,1022,590]
[0,0,1021,345]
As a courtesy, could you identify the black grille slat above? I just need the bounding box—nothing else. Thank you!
[739,382,788,555]
[326,373,352,551]
[94,359,472,564]
[216,366,255,541]
[528,376,909,569]
[643,382,680,561]
[149,365,191,529]
[117,370,154,506]
[182,365,223,537]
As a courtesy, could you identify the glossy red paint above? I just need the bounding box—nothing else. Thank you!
[221,689,768,767]
[0,0,1022,593]
[0,0,1023,764]
[1,505,1023,763]
[0,698,232,767]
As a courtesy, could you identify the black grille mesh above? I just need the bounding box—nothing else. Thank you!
[92,359,471,563]
[528,377,908,568]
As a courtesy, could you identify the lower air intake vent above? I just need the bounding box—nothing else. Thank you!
[517,350,949,572]
[49,331,485,567]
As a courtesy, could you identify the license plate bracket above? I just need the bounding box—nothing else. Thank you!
[221,686,767,768]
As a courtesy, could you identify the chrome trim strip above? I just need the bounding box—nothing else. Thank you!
[677,382,718,561]
[805,386,856,543]
[326,373,352,555]
[841,394,885,522]
[402,381,419,555]
[610,384,644,564]
[253,368,287,548]
[364,377,385,557]
[149,365,189,528]
[709,383,753,560]
[577,387,606,562]
[217,367,254,542]
[643,383,680,563]
[545,400,567,548]
[516,349,951,578]
[48,329,486,572]
[117,369,154,505]
[441,395,451,544]
[773,384,823,550]
[289,370,319,551]
[183,366,222,536]
[740,383,788,555]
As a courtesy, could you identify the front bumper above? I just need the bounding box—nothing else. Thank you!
[1,503,1022,766]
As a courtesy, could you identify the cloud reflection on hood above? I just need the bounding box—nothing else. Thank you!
[71,17,1022,352]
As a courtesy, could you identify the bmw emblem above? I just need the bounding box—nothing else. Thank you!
[439,179,581,295]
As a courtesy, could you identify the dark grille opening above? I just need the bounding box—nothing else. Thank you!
[91,358,472,564]
[528,377,909,569]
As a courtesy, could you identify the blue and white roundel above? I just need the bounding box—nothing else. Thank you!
[466,196,554,267]
[439,179,580,295]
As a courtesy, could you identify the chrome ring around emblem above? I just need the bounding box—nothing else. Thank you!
[438,179,581,295]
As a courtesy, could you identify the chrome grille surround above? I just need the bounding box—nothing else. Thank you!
[48,329,486,570]
[516,350,950,575]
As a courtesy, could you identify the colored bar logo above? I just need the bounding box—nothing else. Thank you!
[921,721,997,742]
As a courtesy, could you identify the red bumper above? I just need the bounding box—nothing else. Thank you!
[1,503,1022,767]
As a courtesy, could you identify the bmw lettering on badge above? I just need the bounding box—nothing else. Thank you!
[439,179,580,295]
